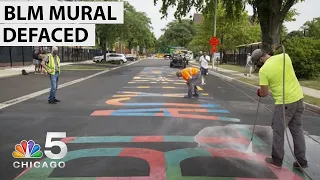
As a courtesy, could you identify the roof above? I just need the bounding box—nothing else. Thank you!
[236,42,262,48]
[193,13,203,24]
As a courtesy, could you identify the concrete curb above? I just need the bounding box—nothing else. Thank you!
[190,63,320,114]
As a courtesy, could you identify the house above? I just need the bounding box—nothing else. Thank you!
[193,13,203,24]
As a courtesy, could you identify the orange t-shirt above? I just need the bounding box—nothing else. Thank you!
[181,67,199,81]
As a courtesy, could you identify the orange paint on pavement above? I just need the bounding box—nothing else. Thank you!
[155,112,164,116]
[169,113,219,120]
[106,98,130,105]
[91,110,114,116]
[132,136,164,142]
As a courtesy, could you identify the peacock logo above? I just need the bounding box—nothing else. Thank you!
[12,140,43,158]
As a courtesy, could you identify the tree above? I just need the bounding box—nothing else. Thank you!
[302,17,320,39]
[154,0,303,53]
[188,3,261,55]
[283,37,320,79]
[157,19,196,48]
[95,1,155,58]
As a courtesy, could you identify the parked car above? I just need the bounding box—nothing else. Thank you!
[125,54,137,61]
[93,51,116,63]
[104,53,127,64]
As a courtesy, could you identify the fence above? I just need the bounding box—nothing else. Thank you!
[0,46,103,67]
[222,42,262,66]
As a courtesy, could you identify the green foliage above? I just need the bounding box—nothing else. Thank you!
[95,1,155,52]
[156,19,196,51]
[154,0,303,52]
[188,3,261,53]
[302,17,320,39]
[283,37,320,79]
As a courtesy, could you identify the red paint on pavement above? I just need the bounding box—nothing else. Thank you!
[132,136,164,142]
[167,108,219,120]
[91,110,114,116]
[61,137,76,143]
[118,148,166,180]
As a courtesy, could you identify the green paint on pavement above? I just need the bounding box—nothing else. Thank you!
[16,148,123,180]
[166,148,212,180]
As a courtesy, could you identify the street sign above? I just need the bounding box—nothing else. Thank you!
[209,36,219,53]
[209,36,219,46]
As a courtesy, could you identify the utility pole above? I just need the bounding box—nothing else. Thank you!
[212,0,217,70]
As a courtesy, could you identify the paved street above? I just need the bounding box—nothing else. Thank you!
[0,59,320,180]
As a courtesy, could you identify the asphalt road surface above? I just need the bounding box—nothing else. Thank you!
[0,59,319,180]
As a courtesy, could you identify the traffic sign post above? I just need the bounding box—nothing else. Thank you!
[209,36,219,69]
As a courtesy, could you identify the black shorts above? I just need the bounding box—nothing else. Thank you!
[201,67,208,75]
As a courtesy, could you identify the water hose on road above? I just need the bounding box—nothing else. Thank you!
[281,45,314,180]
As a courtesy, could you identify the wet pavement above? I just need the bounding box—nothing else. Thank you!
[0,59,319,180]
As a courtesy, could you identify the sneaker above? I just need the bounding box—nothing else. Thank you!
[48,100,57,104]
[201,82,206,85]
[184,95,192,98]
[54,99,60,102]
[193,94,199,97]
[293,162,308,169]
[265,157,282,169]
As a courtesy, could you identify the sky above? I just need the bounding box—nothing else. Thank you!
[126,0,320,39]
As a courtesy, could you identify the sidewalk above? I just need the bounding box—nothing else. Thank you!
[191,61,320,99]
[0,60,94,78]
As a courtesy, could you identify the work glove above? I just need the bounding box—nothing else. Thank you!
[257,89,261,97]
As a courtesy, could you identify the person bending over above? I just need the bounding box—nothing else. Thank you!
[176,67,200,98]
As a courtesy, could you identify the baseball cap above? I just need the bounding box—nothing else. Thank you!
[251,49,265,62]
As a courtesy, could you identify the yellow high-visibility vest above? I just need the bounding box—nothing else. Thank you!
[47,54,60,75]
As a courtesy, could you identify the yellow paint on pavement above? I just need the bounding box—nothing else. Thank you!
[137,86,150,88]
[163,87,175,89]
[197,86,203,91]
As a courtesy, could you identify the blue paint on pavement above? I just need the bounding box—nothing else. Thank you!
[200,104,220,108]
[207,109,229,113]
[163,109,171,116]
[218,117,241,122]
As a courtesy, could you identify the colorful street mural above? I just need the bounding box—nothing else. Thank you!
[15,133,305,179]
[14,67,307,179]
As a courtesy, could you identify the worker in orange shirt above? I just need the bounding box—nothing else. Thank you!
[176,67,200,98]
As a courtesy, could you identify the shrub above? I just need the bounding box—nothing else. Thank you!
[283,37,320,79]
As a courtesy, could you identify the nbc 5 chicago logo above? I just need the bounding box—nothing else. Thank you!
[12,132,67,169]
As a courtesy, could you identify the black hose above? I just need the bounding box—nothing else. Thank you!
[281,45,314,180]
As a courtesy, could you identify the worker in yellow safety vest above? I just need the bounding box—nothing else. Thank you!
[41,46,61,104]
[176,67,200,98]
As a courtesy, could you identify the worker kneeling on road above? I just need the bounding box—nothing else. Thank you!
[176,67,200,98]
